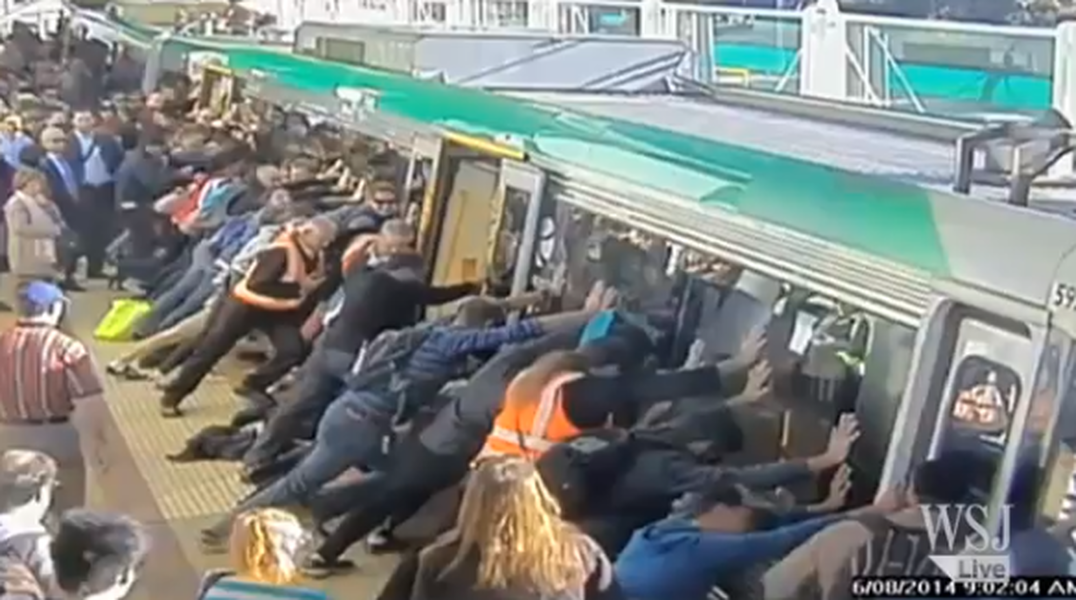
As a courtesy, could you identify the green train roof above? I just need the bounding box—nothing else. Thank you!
[172,38,957,273]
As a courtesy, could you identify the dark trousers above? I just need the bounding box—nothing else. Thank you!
[315,437,470,561]
[160,296,308,409]
[78,183,115,276]
[243,343,357,466]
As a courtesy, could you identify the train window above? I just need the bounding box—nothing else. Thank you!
[488,188,530,292]
[533,203,679,315]
[929,310,1034,500]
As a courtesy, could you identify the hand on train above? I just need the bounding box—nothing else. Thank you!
[819,464,854,511]
[582,280,607,312]
[728,325,767,372]
[817,413,861,470]
[728,360,772,407]
[683,339,707,369]
[598,286,619,310]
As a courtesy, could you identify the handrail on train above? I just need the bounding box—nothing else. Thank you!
[674,77,983,143]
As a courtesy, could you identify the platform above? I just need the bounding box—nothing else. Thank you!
[20,283,399,600]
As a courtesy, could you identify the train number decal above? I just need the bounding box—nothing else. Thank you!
[1051,282,1076,311]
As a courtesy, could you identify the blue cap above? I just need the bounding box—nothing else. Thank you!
[19,281,66,313]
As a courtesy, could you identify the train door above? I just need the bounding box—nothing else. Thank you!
[879,289,1048,531]
[196,64,238,113]
[419,133,526,291]
[493,160,546,296]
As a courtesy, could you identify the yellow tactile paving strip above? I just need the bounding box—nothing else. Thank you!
[61,283,397,598]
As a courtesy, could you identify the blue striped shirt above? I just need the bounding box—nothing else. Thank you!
[403,318,545,388]
[200,576,329,600]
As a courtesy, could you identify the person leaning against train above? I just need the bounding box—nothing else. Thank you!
[0,280,106,514]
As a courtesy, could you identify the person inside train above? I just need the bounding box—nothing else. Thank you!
[299,300,768,576]
[375,456,625,600]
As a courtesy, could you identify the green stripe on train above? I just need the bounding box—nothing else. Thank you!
[205,41,951,275]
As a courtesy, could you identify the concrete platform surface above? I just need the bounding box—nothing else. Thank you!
[15,282,399,600]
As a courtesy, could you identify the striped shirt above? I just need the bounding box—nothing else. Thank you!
[199,576,329,600]
[0,323,103,422]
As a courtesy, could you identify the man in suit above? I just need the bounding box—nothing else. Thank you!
[38,125,82,291]
[69,109,123,279]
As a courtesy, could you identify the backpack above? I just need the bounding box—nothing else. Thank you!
[346,323,439,393]
[537,429,639,520]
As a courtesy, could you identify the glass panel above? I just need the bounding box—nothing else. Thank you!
[488,187,531,293]
[483,0,529,28]
[1029,330,1073,523]
[533,204,677,315]
[316,37,367,66]
[558,4,639,35]
[712,14,801,93]
[929,314,1034,501]
[843,22,1054,119]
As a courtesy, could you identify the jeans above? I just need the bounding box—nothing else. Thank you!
[243,345,358,467]
[117,307,210,366]
[208,392,392,537]
[135,265,211,337]
[314,435,471,561]
[157,275,217,332]
[147,251,191,300]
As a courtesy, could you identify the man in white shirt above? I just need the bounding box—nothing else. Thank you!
[69,109,123,279]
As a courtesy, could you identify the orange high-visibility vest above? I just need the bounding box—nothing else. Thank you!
[482,372,585,459]
[232,227,323,311]
[341,234,379,274]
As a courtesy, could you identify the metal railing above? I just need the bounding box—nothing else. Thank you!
[235,0,1066,122]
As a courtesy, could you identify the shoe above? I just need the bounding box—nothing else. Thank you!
[159,397,183,418]
[234,386,277,410]
[106,362,149,381]
[60,280,86,292]
[365,527,405,554]
[299,555,356,579]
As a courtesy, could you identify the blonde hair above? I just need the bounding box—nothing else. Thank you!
[427,457,590,596]
[228,508,303,585]
[12,167,45,193]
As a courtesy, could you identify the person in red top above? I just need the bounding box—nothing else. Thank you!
[0,280,105,513]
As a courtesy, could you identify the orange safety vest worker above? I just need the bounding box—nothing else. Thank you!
[341,234,379,274]
[232,226,324,311]
[482,372,586,459]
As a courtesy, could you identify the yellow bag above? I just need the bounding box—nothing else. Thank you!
[93,299,152,342]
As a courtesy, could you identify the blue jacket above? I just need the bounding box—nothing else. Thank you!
[208,217,258,264]
[615,514,841,600]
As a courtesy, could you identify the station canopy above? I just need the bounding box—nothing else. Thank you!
[295,22,695,93]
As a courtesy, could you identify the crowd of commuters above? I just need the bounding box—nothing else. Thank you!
[0,15,1072,600]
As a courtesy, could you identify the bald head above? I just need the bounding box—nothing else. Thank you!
[376,218,416,257]
[295,216,337,251]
